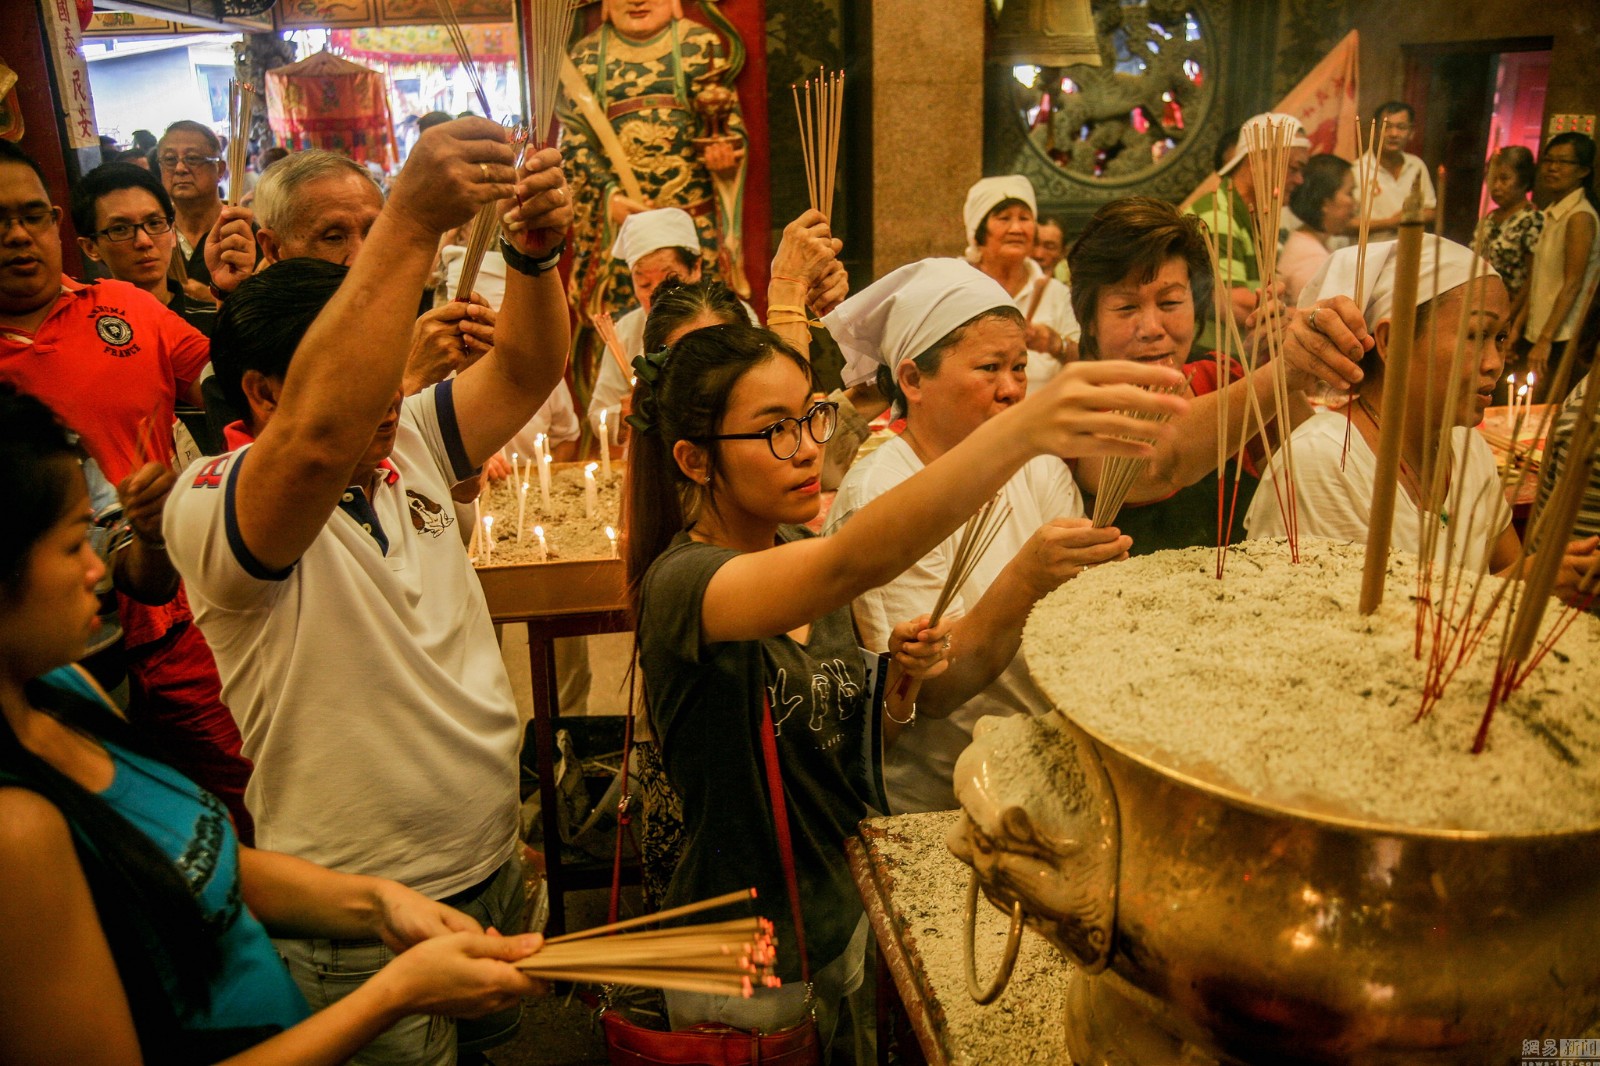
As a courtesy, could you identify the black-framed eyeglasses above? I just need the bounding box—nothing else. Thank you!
[96,216,174,243]
[158,152,220,170]
[694,401,838,460]
[0,206,60,235]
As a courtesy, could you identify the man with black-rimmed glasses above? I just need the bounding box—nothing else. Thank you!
[71,162,216,335]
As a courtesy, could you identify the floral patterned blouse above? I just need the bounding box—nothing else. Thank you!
[1474,203,1543,300]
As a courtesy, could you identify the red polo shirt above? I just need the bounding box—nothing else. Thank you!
[0,276,211,648]
[0,276,209,484]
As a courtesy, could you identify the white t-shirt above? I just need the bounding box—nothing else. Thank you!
[824,435,1085,813]
[439,246,508,311]
[1243,411,1509,573]
[165,382,521,897]
[1008,257,1081,395]
[1355,152,1437,235]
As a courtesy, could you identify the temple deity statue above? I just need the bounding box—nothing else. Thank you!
[558,0,748,402]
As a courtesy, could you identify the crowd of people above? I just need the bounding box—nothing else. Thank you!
[0,95,1597,1065]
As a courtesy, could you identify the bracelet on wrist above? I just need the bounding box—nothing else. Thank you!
[770,273,807,286]
[500,237,565,276]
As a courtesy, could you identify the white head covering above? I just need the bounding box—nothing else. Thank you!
[1299,237,1499,324]
[609,208,701,271]
[962,175,1037,261]
[1218,112,1312,176]
[823,258,1013,389]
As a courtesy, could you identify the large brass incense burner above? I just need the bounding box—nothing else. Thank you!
[949,708,1600,1064]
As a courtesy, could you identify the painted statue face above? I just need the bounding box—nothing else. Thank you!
[610,0,675,40]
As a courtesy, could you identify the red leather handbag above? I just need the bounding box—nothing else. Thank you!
[599,694,823,1066]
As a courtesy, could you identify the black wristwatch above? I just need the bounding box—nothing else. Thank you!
[500,237,565,276]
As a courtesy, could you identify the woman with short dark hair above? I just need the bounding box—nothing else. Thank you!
[1280,153,1355,304]
[1475,146,1541,308]
[1068,196,1366,553]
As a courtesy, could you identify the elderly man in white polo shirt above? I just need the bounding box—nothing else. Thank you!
[165,118,573,1064]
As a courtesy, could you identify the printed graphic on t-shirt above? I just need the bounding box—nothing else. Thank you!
[91,304,138,357]
[407,489,453,537]
[768,659,861,738]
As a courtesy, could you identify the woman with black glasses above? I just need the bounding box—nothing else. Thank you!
[622,297,1186,1051]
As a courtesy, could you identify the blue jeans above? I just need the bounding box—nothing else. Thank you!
[275,853,526,1065]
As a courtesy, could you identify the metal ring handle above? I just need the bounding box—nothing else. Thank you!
[964,869,1024,1005]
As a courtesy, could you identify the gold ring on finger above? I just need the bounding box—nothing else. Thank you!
[480,162,489,182]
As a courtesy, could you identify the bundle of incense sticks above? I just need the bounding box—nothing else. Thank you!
[524,0,577,147]
[516,889,780,997]
[1350,116,1384,309]
[592,311,632,379]
[792,69,844,219]
[434,0,510,302]
[889,496,1011,704]
[454,204,501,301]
[1090,384,1183,530]
[1237,116,1303,559]
[435,0,493,118]
[225,81,256,207]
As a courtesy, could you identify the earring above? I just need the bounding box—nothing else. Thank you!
[703,476,712,485]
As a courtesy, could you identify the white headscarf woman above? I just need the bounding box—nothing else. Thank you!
[1247,238,1527,573]
[961,176,1081,394]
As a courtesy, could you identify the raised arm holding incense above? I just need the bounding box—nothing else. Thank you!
[447,145,573,467]
[1076,295,1372,501]
[696,361,1188,644]
[231,119,521,573]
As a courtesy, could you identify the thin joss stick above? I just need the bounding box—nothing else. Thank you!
[792,82,817,213]
[792,70,844,219]
[435,0,494,118]
[545,888,758,945]
[1090,385,1183,530]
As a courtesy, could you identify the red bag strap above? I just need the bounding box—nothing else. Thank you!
[758,692,810,983]
[609,672,640,925]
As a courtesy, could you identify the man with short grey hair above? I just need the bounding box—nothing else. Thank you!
[204,149,495,402]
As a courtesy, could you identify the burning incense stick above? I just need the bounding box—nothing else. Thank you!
[1359,176,1427,615]
[792,69,844,219]
[524,0,578,147]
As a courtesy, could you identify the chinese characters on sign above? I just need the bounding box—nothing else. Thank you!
[41,0,99,150]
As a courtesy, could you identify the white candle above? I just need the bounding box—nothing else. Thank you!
[516,479,529,544]
[539,452,552,511]
[534,433,546,465]
[471,498,482,560]
[1525,372,1537,427]
[584,461,599,518]
[482,515,494,565]
[605,525,618,558]
[598,408,613,481]
[534,524,547,562]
